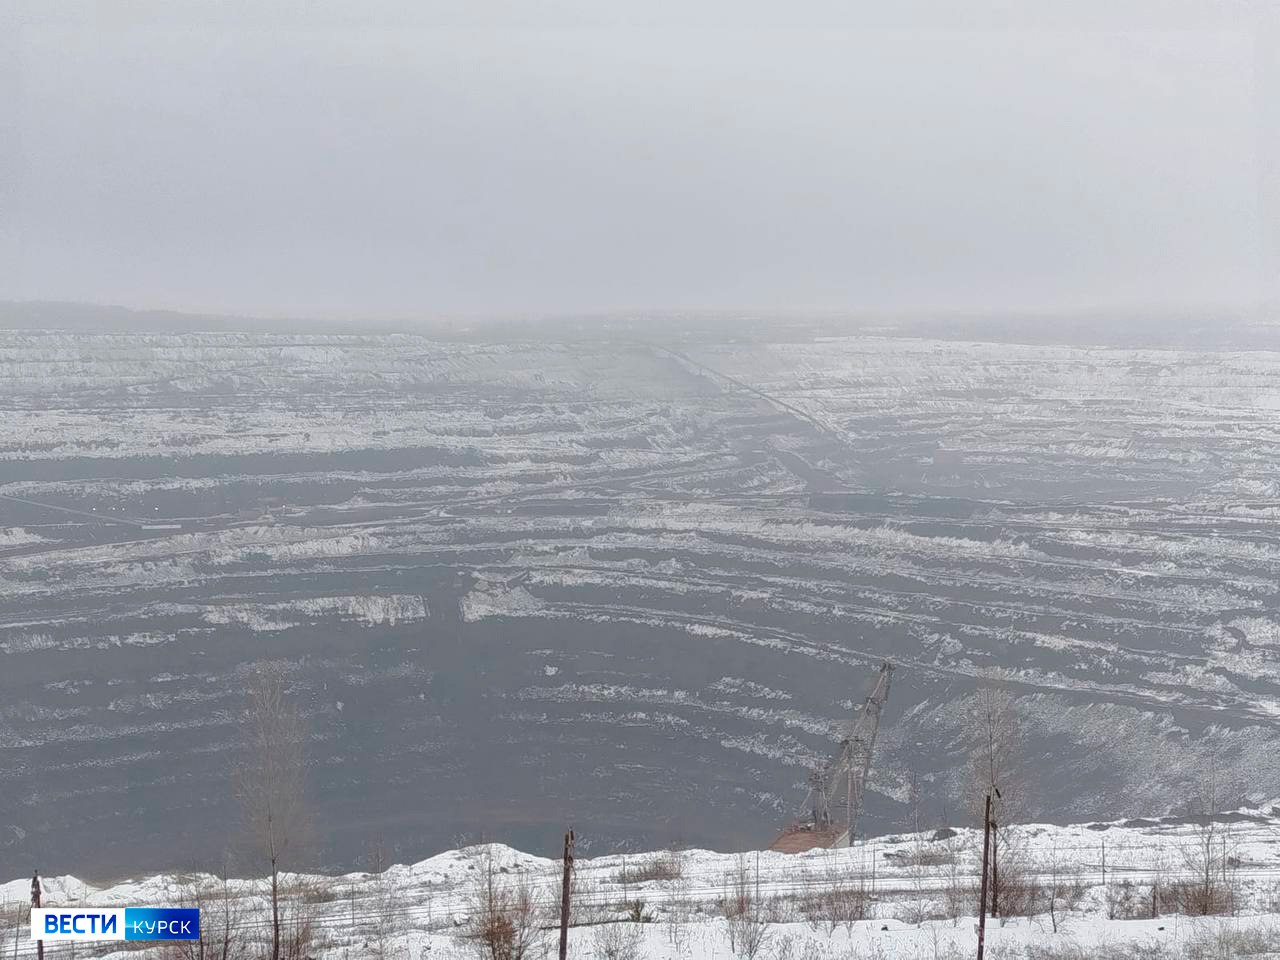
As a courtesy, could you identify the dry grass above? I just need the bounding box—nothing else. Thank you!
[591,921,643,960]
[980,921,1280,960]
[896,844,958,868]
[614,850,685,885]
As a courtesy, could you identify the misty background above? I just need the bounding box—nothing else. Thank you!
[1,0,1278,322]
[8,1,1280,880]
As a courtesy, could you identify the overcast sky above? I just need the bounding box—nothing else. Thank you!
[1,2,1277,320]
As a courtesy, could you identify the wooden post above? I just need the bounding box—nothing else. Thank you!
[1101,839,1107,918]
[31,871,43,960]
[977,796,991,960]
[990,813,999,918]
[870,838,877,899]
[558,829,574,960]
[754,851,760,905]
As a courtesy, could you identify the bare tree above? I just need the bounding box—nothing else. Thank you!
[465,852,543,960]
[969,687,1021,804]
[366,841,407,960]
[591,921,642,960]
[989,832,1042,922]
[161,862,253,960]
[1171,761,1243,917]
[938,830,972,926]
[798,849,870,936]
[235,662,308,960]
[1190,762,1224,915]
[279,876,325,960]
[1043,841,1086,934]
[724,855,770,960]
[661,846,692,952]
[2,899,31,960]
[967,683,1026,919]
[898,769,938,924]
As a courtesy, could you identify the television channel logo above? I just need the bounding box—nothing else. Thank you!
[31,908,200,941]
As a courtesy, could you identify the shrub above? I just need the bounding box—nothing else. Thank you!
[615,849,684,885]
[591,922,642,960]
[464,857,543,960]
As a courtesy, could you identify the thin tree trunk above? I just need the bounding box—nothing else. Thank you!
[558,830,574,960]
[271,859,281,960]
[223,874,233,960]
[990,822,999,918]
[1049,881,1057,933]
[977,795,991,960]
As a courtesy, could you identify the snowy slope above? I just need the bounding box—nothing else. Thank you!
[6,811,1280,959]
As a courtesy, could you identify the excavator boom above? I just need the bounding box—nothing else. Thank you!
[771,659,894,852]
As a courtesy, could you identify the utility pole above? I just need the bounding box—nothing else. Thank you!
[31,871,43,960]
[558,829,574,960]
[989,785,1002,919]
[977,796,991,960]
[1101,839,1108,918]
[990,812,999,918]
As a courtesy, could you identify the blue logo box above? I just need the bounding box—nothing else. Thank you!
[123,908,200,941]
[33,908,200,941]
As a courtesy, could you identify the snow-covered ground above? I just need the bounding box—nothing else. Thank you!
[6,810,1280,959]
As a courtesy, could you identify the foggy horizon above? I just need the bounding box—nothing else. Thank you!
[4,2,1278,322]
[2,295,1271,328]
